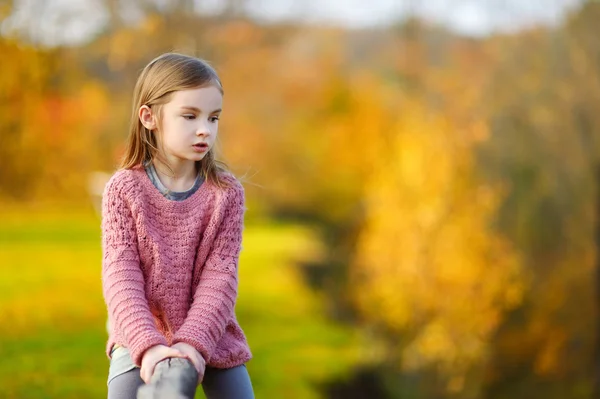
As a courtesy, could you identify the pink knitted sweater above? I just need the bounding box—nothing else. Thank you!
[101,166,252,368]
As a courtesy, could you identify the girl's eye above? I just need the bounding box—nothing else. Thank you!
[210,116,220,123]
[183,115,196,120]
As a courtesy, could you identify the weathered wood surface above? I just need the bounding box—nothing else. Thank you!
[137,357,199,399]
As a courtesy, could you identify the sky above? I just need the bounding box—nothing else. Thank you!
[1,0,584,46]
[233,0,582,33]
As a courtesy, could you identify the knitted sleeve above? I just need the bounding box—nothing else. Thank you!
[101,174,168,366]
[172,179,245,362]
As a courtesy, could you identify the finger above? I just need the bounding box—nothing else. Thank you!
[165,349,187,359]
[146,363,156,384]
[189,355,203,375]
[153,350,186,366]
[140,364,151,384]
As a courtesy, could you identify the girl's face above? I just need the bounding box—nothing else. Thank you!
[147,85,223,164]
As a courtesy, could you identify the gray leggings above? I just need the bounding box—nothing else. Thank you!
[107,364,255,399]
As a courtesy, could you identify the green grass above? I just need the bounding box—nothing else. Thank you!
[0,208,361,398]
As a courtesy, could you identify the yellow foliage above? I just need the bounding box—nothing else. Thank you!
[108,29,137,71]
[350,99,523,383]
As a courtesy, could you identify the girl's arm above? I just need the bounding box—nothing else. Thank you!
[102,176,168,366]
[172,180,245,363]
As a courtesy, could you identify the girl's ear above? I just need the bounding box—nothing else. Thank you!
[139,105,156,130]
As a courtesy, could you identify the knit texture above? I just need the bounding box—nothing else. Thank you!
[101,166,252,368]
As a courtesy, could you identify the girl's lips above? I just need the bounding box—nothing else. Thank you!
[192,143,208,152]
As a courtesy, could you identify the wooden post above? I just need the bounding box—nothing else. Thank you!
[137,358,199,399]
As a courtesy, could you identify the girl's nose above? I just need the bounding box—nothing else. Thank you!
[196,123,210,136]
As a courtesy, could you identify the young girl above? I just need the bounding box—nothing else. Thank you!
[101,53,254,399]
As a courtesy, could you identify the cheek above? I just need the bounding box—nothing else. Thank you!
[160,120,184,141]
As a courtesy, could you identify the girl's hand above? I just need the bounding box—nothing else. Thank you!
[140,344,187,384]
[172,342,206,383]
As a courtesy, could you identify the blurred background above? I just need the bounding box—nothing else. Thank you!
[0,0,599,397]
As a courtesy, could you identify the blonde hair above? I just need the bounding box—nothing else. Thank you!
[119,52,232,189]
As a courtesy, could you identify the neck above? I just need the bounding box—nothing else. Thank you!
[152,157,197,192]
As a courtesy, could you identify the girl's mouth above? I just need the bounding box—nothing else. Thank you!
[192,143,209,152]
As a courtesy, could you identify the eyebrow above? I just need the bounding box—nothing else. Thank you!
[180,106,222,114]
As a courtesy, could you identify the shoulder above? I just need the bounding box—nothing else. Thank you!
[218,172,244,197]
[215,172,245,211]
[103,167,144,202]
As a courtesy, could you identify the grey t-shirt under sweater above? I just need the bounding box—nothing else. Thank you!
[145,162,204,201]
[107,163,204,385]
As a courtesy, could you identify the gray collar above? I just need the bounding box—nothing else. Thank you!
[144,162,204,201]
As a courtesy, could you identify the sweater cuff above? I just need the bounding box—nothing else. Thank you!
[172,330,215,363]
[128,331,169,367]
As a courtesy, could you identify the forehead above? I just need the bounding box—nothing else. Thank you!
[168,86,223,109]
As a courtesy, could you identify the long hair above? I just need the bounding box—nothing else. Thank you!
[119,53,231,188]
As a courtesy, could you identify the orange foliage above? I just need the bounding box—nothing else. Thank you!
[349,94,522,390]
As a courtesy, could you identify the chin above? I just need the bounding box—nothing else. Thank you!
[187,153,207,161]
